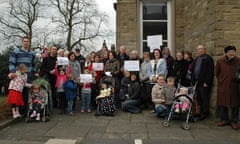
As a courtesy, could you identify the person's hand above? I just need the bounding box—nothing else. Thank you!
[203,83,208,87]
[50,69,55,74]
[9,73,17,79]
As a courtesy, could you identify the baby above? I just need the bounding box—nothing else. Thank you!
[96,83,111,100]
[174,87,190,113]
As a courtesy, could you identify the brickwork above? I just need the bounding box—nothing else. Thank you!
[116,0,137,53]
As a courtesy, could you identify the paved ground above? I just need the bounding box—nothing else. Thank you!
[0,109,239,144]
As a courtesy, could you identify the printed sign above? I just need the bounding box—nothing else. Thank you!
[92,63,104,71]
[57,57,69,65]
[147,35,163,52]
[80,74,93,83]
[124,60,140,71]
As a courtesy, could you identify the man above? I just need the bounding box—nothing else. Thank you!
[9,36,36,114]
[75,48,85,73]
[216,46,240,130]
[117,45,129,77]
[192,44,214,120]
[40,45,58,108]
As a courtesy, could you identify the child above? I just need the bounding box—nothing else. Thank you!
[55,63,72,114]
[64,74,77,116]
[162,77,176,116]
[119,70,130,101]
[80,69,94,113]
[7,64,31,119]
[95,82,115,116]
[151,74,166,117]
[29,83,47,120]
[174,87,190,113]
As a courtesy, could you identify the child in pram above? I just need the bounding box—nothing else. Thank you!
[28,83,48,121]
[95,82,116,116]
[174,87,191,113]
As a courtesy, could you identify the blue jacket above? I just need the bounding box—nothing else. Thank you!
[64,80,77,100]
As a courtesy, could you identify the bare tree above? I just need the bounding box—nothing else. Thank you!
[50,0,108,51]
[0,0,40,46]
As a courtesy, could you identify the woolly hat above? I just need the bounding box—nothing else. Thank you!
[224,46,236,53]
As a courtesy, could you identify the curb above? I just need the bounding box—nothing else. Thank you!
[0,118,21,130]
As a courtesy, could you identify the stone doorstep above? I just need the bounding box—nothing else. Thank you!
[45,139,77,144]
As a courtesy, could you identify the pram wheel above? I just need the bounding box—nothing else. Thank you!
[162,121,170,127]
[182,123,190,130]
[42,116,46,122]
[25,117,30,123]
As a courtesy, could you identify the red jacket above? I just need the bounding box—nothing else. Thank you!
[55,65,72,89]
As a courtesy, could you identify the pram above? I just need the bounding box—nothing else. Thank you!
[25,78,51,122]
[162,84,196,130]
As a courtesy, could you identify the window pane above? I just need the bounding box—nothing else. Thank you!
[143,3,167,20]
[143,22,167,40]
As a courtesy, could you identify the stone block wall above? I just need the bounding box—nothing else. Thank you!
[116,0,137,53]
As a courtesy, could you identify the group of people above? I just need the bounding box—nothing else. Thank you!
[6,36,240,130]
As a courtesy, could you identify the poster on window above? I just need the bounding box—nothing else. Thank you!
[92,63,104,71]
[57,57,69,65]
[80,74,93,83]
[124,60,140,71]
[147,35,163,52]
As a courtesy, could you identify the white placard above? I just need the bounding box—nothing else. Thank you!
[92,63,104,71]
[124,60,140,71]
[57,57,69,65]
[147,35,163,52]
[80,74,93,83]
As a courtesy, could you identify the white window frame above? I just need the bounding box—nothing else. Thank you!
[140,0,174,56]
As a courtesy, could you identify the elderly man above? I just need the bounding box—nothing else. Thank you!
[192,44,214,120]
[216,46,240,130]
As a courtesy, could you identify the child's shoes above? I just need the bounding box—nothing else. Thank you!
[174,104,180,113]
[87,109,91,113]
[30,111,37,118]
[36,113,40,121]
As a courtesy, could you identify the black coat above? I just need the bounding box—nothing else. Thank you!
[192,54,214,87]
[128,80,141,101]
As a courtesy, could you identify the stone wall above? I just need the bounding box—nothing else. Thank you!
[116,0,137,53]
[175,0,185,52]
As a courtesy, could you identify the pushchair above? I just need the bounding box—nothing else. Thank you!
[25,78,51,122]
[162,84,196,130]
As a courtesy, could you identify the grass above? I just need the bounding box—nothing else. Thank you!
[0,96,7,103]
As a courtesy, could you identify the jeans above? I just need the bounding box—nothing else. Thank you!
[122,99,141,114]
[81,92,91,110]
[156,104,172,117]
[67,99,74,113]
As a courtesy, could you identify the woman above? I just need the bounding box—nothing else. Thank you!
[173,51,187,86]
[122,73,141,114]
[68,52,81,110]
[139,52,152,108]
[162,47,174,77]
[183,51,194,86]
[148,49,167,82]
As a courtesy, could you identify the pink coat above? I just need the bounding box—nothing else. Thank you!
[55,65,72,89]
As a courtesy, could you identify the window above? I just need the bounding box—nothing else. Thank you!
[141,1,168,53]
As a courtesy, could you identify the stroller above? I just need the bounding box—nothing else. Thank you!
[25,78,51,122]
[162,84,196,130]
[95,76,116,116]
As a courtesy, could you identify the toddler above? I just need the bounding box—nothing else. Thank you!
[8,64,31,119]
[29,84,47,120]
[174,87,190,113]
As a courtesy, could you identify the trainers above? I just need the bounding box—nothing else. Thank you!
[13,113,18,119]
[36,113,40,121]
[30,111,37,118]
[68,112,75,116]
[81,110,85,113]
[87,109,91,113]
[15,113,21,118]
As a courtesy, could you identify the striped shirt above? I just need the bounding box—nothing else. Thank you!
[9,47,36,80]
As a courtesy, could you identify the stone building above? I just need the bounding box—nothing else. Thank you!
[115,0,240,116]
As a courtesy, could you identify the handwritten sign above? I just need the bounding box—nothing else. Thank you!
[57,57,69,65]
[124,60,140,71]
[147,35,162,52]
[80,74,93,83]
[92,63,104,71]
